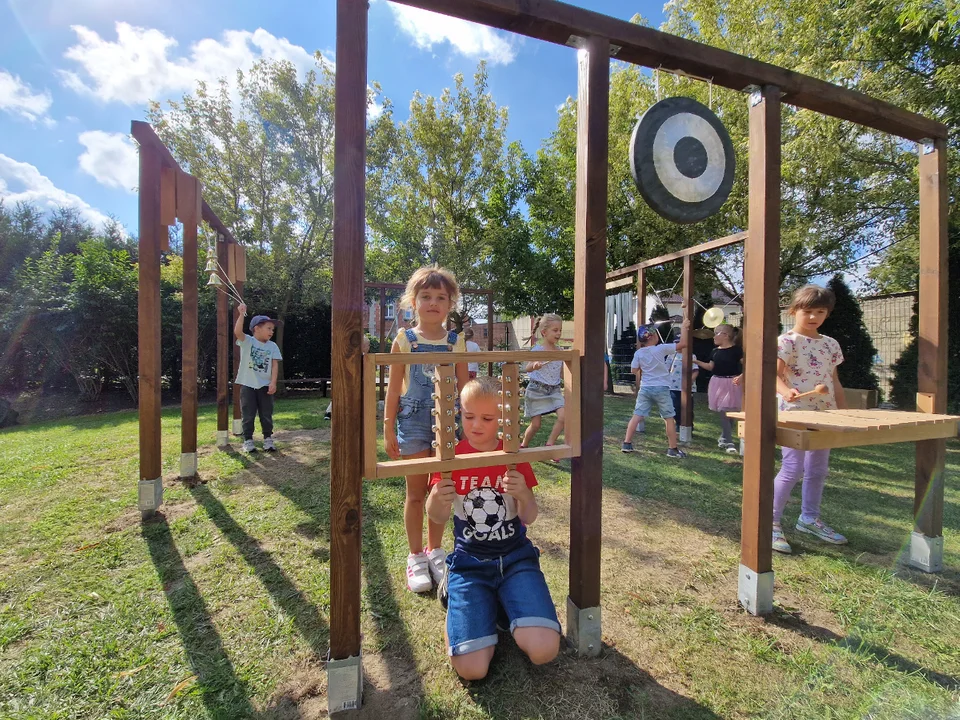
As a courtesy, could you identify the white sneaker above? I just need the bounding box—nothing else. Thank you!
[263,437,276,452]
[406,552,432,593]
[242,439,256,453]
[426,547,447,585]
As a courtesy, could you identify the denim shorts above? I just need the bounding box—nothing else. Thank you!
[445,541,560,657]
[396,398,433,455]
[633,385,675,419]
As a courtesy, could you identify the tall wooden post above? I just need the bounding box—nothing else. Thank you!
[679,254,694,443]
[911,137,948,572]
[739,85,780,615]
[378,287,386,401]
[179,173,200,479]
[216,234,230,447]
[487,291,495,375]
[637,268,646,328]
[568,35,608,657]
[137,142,164,515]
[232,246,244,436]
[328,0,367,712]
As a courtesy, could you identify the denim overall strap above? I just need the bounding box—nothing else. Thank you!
[401,328,454,407]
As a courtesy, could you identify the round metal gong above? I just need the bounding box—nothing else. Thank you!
[629,97,735,224]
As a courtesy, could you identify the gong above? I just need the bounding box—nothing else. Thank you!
[629,97,735,224]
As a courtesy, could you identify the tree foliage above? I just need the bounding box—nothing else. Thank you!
[818,276,879,392]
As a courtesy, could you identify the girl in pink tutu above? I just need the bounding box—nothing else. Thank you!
[694,324,743,454]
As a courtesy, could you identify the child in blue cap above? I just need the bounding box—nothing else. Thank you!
[622,321,690,458]
[234,303,282,452]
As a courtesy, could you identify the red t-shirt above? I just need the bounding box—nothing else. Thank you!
[430,440,537,558]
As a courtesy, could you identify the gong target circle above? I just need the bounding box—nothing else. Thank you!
[630,97,735,224]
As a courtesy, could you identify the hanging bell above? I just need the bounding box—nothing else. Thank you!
[206,247,217,259]
[207,273,224,287]
[204,258,218,273]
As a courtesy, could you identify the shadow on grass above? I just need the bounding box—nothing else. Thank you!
[188,483,329,659]
[142,514,254,718]
[237,453,427,712]
[767,608,960,691]
[465,639,722,720]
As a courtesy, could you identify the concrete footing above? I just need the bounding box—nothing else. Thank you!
[138,477,163,515]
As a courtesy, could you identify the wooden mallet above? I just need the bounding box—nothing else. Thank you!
[791,384,829,401]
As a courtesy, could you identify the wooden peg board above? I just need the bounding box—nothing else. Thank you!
[500,363,521,454]
[432,363,458,464]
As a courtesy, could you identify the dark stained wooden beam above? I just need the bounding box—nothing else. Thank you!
[216,235,230,438]
[740,86,780,585]
[388,0,945,141]
[179,173,200,464]
[569,34,609,618]
[606,232,747,281]
[330,0,368,662]
[681,254,694,430]
[137,141,163,486]
[914,139,948,538]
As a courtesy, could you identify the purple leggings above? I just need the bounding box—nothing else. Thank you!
[772,447,831,525]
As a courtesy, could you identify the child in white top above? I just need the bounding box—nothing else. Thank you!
[771,284,848,554]
[521,314,565,452]
[622,322,690,458]
[463,328,481,378]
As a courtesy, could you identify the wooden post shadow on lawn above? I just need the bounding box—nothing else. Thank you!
[767,610,960,691]
[142,516,254,716]
[188,484,329,659]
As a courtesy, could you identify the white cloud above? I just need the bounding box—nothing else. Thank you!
[78,131,138,193]
[60,22,318,104]
[0,154,113,229]
[388,4,516,64]
[0,69,54,123]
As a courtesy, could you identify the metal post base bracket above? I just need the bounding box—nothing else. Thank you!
[679,426,693,444]
[138,477,163,515]
[909,532,944,573]
[216,430,230,448]
[566,597,601,657]
[179,453,197,479]
[738,564,774,616]
[232,418,242,435]
[327,653,362,714]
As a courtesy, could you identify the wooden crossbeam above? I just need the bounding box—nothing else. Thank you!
[606,232,747,281]
[387,0,945,141]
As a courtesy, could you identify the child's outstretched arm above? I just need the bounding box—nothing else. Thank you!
[693,358,715,371]
[673,320,691,352]
[776,358,799,402]
[234,303,247,342]
[426,475,456,524]
[383,336,405,460]
[503,468,538,525]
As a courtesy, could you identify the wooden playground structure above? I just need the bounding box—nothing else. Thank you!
[127,0,952,712]
[132,121,246,512]
[327,0,949,711]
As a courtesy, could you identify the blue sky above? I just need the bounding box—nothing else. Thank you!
[0,0,665,235]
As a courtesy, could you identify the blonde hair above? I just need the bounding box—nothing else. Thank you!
[460,375,501,406]
[528,313,563,346]
[400,266,460,321]
[788,284,835,315]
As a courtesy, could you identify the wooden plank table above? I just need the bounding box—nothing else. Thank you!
[730,409,960,451]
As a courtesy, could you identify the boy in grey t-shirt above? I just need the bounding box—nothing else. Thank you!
[234,303,282,452]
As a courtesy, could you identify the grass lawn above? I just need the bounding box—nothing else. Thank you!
[1,394,959,719]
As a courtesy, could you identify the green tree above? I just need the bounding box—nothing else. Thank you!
[818,276,879,392]
[366,63,516,316]
[147,56,360,370]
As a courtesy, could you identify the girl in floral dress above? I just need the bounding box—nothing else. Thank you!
[771,285,848,554]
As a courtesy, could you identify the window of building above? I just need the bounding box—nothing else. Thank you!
[385,303,395,320]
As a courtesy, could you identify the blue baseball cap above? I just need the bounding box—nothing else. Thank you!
[636,325,654,341]
[250,315,281,330]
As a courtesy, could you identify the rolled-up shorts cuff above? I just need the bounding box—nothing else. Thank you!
[509,616,562,634]
[449,633,498,657]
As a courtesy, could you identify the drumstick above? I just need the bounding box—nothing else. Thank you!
[792,384,829,401]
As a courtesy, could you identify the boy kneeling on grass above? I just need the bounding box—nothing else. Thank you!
[427,376,560,680]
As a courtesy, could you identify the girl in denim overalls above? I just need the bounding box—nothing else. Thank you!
[384,267,469,593]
